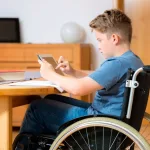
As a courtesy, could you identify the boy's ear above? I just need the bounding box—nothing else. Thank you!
[111,34,120,45]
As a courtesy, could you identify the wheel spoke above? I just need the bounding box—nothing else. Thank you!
[102,127,104,150]
[86,128,90,147]
[109,132,119,150]
[116,136,127,150]
[78,130,91,150]
[109,129,113,148]
[94,126,97,150]
[64,140,74,150]
[71,135,83,150]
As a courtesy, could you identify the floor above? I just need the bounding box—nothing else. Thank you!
[140,123,150,144]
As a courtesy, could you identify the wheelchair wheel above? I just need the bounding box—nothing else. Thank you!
[50,117,150,150]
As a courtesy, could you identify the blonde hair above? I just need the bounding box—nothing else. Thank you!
[89,9,132,44]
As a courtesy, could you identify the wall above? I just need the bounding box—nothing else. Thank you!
[0,0,112,68]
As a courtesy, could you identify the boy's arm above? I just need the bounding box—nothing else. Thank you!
[38,59,100,96]
[70,69,90,78]
[46,71,103,96]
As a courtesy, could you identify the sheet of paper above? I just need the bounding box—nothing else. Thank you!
[9,80,64,92]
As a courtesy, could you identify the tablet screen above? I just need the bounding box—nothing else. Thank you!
[38,54,64,76]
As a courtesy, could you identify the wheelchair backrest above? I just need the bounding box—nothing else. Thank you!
[121,66,150,131]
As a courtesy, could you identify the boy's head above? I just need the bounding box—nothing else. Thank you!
[89,9,132,59]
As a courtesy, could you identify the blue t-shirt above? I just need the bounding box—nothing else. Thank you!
[88,50,143,117]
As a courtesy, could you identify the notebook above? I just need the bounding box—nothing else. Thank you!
[9,80,64,92]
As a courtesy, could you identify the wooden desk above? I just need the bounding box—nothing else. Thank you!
[0,83,59,150]
[0,44,92,127]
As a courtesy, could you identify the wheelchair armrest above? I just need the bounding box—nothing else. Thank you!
[144,112,150,121]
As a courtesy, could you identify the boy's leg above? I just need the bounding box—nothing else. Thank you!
[20,94,90,135]
[44,94,91,108]
[14,95,91,149]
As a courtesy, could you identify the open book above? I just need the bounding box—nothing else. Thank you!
[0,70,41,85]
[0,71,25,81]
[9,80,64,93]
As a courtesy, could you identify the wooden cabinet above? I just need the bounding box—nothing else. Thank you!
[0,43,91,70]
[0,43,92,126]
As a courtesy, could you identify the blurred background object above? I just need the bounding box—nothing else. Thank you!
[60,22,85,43]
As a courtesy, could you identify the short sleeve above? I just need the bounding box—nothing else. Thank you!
[88,59,122,90]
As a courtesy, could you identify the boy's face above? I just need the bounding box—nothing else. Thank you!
[94,30,115,59]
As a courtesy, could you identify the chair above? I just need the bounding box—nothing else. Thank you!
[13,66,150,150]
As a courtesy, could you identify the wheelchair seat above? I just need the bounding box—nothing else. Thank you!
[13,66,150,150]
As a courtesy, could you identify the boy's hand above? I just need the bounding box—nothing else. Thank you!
[56,56,75,75]
[38,59,55,80]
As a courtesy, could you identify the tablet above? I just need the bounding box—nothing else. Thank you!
[37,54,64,76]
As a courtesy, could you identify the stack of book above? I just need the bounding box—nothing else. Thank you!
[0,70,41,84]
[0,70,64,92]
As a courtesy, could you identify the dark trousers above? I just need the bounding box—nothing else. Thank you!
[20,94,91,135]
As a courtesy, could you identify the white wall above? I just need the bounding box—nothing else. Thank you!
[0,0,112,69]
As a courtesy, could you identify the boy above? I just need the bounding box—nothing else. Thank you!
[15,9,143,149]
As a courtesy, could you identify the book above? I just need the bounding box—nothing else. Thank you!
[9,80,64,93]
[0,70,41,81]
[0,71,25,81]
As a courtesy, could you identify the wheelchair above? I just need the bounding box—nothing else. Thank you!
[13,66,150,150]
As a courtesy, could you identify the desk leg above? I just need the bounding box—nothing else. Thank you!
[0,96,12,150]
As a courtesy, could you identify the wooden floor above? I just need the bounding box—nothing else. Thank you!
[140,123,150,144]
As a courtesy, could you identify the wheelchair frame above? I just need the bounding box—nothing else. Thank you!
[13,66,150,150]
